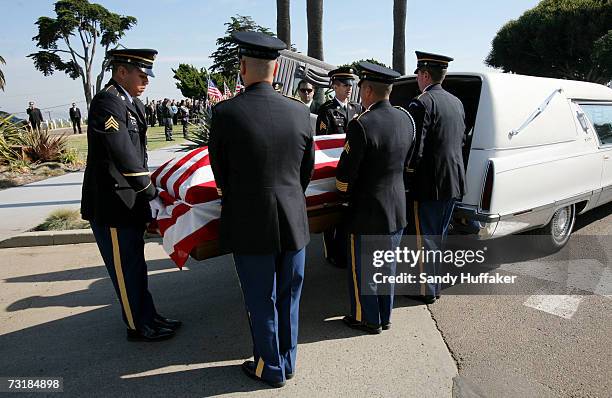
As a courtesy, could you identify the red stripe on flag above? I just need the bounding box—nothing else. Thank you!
[169,219,220,268]
[159,147,207,195]
[171,156,212,201]
[314,138,346,151]
[312,161,339,180]
[185,181,220,204]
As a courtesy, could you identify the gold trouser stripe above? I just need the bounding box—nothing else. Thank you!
[350,234,362,322]
[413,201,425,296]
[135,181,152,194]
[122,171,150,177]
[110,227,136,330]
[255,358,265,378]
[322,233,328,258]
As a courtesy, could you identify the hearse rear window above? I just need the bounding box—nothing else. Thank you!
[580,103,612,145]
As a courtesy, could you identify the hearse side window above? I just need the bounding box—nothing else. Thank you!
[580,104,612,146]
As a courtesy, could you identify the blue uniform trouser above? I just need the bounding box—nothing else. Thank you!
[233,248,305,384]
[347,229,403,326]
[413,199,456,296]
[90,222,157,330]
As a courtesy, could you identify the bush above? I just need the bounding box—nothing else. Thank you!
[59,147,82,166]
[23,129,68,163]
[183,108,212,149]
[34,208,89,231]
[0,114,27,165]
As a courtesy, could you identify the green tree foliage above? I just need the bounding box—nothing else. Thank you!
[28,0,137,109]
[340,59,390,70]
[486,0,612,84]
[0,55,6,91]
[173,64,208,100]
[209,15,274,82]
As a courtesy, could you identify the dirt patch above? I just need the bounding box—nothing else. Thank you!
[0,163,81,190]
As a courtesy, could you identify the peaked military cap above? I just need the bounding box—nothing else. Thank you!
[414,51,454,74]
[106,48,158,77]
[356,61,401,86]
[232,31,287,60]
[328,67,357,85]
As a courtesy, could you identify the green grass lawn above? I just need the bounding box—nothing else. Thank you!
[66,126,190,158]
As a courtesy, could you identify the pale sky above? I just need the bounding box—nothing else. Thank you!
[0,0,540,119]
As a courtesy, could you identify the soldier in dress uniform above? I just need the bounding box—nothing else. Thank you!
[315,67,362,136]
[405,51,466,304]
[316,68,363,268]
[208,31,315,388]
[335,62,415,334]
[81,48,181,342]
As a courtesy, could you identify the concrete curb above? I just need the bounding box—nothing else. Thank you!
[0,229,161,249]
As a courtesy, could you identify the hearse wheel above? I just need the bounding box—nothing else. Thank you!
[535,204,575,253]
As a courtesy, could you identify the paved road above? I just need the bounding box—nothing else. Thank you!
[0,235,456,397]
[0,146,181,241]
[429,202,612,397]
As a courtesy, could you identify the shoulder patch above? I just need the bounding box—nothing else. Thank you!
[319,120,327,131]
[343,141,350,154]
[105,115,119,131]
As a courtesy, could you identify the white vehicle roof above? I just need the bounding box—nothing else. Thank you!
[446,72,612,149]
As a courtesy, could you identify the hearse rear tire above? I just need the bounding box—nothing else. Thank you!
[534,204,575,253]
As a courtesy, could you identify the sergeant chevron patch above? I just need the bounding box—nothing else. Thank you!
[105,116,119,131]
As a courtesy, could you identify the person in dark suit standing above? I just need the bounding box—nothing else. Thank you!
[406,51,466,304]
[335,62,415,334]
[26,101,44,133]
[315,68,363,268]
[156,100,164,129]
[69,103,82,134]
[81,48,181,342]
[296,79,320,114]
[209,31,314,388]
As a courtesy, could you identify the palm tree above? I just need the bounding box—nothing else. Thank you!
[392,0,407,74]
[307,0,324,61]
[276,0,291,48]
[0,56,6,91]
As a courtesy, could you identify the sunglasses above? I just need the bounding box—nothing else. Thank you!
[299,88,313,93]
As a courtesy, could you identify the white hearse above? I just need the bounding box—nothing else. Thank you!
[390,72,612,250]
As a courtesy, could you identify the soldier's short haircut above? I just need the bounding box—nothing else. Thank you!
[111,63,138,75]
[242,56,276,81]
[363,80,392,98]
[422,67,447,83]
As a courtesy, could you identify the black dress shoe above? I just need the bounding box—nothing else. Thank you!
[382,322,392,331]
[286,372,294,380]
[241,360,285,388]
[126,325,175,342]
[342,316,382,334]
[153,315,182,330]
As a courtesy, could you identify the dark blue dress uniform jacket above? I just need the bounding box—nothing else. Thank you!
[407,83,466,201]
[81,79,157,226]
[335,100,415,234]
[209,82,315,254]
[315,98,363,135]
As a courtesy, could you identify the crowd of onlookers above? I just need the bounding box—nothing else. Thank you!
[145,99,207,141]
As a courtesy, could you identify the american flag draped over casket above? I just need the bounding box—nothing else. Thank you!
[149,134,346,268]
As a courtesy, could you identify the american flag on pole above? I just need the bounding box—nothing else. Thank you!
[149,134,346,268]
[234,72,245,94]
[223,82,231,99]
[207,78,223,101]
